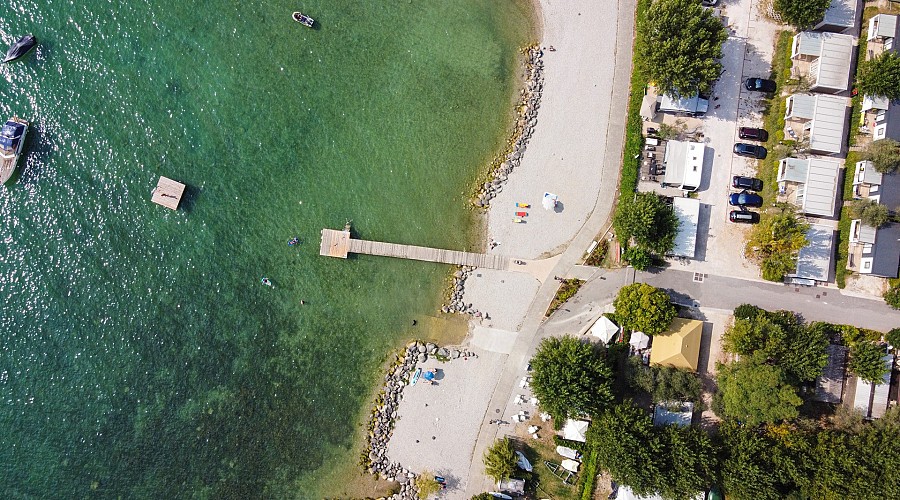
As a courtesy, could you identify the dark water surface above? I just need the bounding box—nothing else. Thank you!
[0,0,533,497]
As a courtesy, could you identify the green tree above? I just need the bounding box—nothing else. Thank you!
[849,198,891,228]
[746,206,810,282]
[886,327,900,348]
[628,360,703,405]
[623,246,653,270]
[716,357,802,425]
[483,438,517,482]
[613,192,680,255]
[590,403,663,496]
[885,285,900,309]
[856,51,900,101]
[863,138,900,174]
[591,403,716,499]
[613,283,676,335]
[470,494,495,500]
[530,336,613,422]
[415,471,442,498]
[639,0,727,96]
[773,0,830,29]
[848,341,889,383]
[658,425,718,499]
[720,422,813,499]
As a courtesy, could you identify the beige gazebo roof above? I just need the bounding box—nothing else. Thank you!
[649,318,703,372]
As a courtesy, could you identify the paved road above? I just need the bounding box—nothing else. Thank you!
[636,268,900,332]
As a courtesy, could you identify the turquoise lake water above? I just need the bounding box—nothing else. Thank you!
[0,1,533,497]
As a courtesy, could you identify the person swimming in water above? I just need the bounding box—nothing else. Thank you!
[288,237,300,246]
[261,277,273,287]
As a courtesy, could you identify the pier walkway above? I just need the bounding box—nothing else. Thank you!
[320,229,510,270]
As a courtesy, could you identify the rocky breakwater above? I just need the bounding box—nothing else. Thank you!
[473,45,544,209]
[441,266,486,319]
[361,340,477,500]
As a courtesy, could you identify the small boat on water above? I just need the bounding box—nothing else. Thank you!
[3,35,37,63]
[0,117,29,184]
[292,12,315,28]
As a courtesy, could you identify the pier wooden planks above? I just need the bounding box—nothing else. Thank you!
[319,228,507,269]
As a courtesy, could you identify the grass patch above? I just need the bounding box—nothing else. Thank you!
[547,279,585,316]
[835,151,859,288]
[522,440,579,500]
[617,0,652,198]
[577,447,600,500]
[755,31,794,203]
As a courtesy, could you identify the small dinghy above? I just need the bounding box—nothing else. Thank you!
[292,12,315,28]
[3,35,37,63]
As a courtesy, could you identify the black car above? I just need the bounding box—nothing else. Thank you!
[729,191,763,208]
[733,143,768,159]
[739,127,769,141]
[732,175,763,191]
[729,210,760,223]
[745,77,776,93]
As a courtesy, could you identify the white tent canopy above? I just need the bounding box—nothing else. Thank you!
[630,331,650,350]
[561,419,589,442]
[589,315,619,343]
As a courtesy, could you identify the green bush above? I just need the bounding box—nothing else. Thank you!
[623,246,653,270]
[885,285,900,309]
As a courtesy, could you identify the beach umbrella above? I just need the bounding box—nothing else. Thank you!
[589,316,619,343]
[423,370,436,381]
[542,192,558,210]
[630,332,650,350]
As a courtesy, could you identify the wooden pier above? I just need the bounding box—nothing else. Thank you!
[320,229,509,269]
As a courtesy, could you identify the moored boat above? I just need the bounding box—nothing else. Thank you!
[0,117,29,184]
[292,12,315,28]
[3,35,37,63]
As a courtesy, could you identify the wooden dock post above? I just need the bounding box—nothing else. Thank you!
[151,176,185,210]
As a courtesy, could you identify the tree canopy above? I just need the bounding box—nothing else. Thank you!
[720,411,900,499]
[716,357,803,425]
[885,284,900,309]
[638,0,727,96]
[613,283,676,335]
[590,403,716,499]
[856,51,900,101]
[529,336,613,422]
[482,438,517,482]
[722,309,828,382]
[627,359,704,406]
[849,198,891,228]
[613,192,680,255]
[773,0,830,29]
[745,205,809,282]
[848,341,889,383]
[863,138,900,174]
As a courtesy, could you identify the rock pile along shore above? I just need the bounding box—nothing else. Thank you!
[361,341,477,500]
[473,44,544,209]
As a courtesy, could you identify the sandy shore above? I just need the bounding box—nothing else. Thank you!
[384,0,637,497]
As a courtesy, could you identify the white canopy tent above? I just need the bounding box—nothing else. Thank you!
[630,332,650,350]
[542,192,559,210]
[561,419,589,442]
[589,316,619,343]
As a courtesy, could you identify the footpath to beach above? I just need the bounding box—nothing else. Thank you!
[383,0,640,497]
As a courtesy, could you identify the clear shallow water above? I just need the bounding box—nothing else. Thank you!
[0,1,533,497]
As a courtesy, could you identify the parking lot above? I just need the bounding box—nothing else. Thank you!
[640,0,785,280]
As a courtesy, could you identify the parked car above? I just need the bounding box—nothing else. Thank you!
[733,143,768,159]
[744,77,776,93]
[729,191,763,208]
[729,210,760,223]
[732,175,763,191]
[739,127,769,141]
[701,0,719,5]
